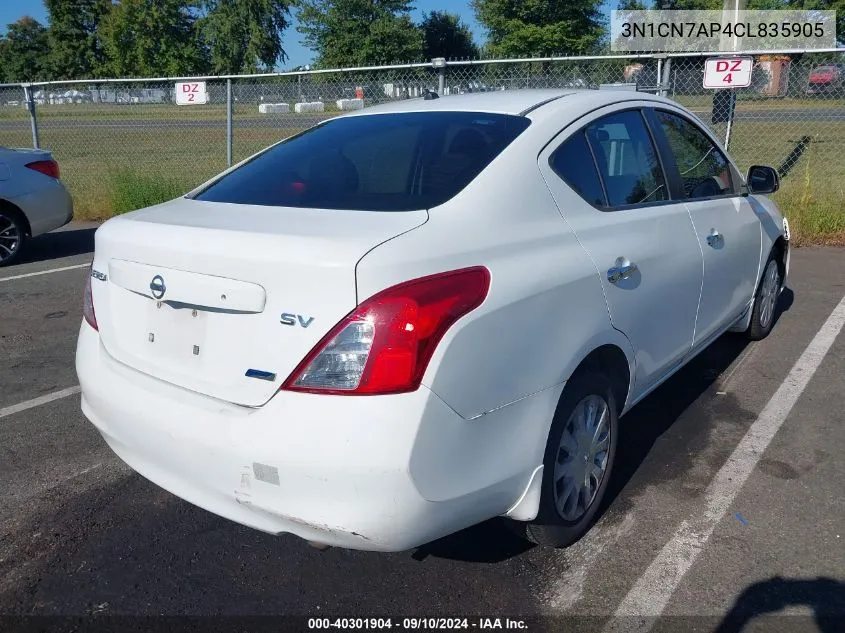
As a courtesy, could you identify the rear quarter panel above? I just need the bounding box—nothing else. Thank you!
[6,180,73,236]
[354,133,632,421]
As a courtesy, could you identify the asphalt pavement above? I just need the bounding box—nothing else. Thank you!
[0,223,843,632]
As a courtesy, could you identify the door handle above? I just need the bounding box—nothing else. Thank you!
[706,229,723,248]
[607,258,638,284]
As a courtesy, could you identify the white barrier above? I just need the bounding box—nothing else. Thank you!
[294,101,325,113]
[336,98,364,111]
[258,103,291,114]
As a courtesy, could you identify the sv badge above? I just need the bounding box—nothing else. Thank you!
[280,312,314,328]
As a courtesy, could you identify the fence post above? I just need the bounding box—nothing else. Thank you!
[658,57,672,97]
[656,58,662,94]
[22,84,40,149]
[433,58,447,95]
[723,89,736,151]
[226,78,233,167]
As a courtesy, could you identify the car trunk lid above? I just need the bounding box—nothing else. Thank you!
[90,198,427,406]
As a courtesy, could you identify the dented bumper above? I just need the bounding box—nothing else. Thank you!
[75,323,522,552]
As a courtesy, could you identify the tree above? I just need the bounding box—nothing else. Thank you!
[420,11,479,60]
[297,0,423,68]
[0,17,50,82]
[199,0,293,74]
[471,0,606,57]
[44,0,112,79]
[100,0,209,77]
[793,0,845,45]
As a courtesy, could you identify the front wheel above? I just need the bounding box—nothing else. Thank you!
[747,256,781,341]
[510,371,618,548]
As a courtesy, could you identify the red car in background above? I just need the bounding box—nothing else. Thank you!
[806,63,845,95]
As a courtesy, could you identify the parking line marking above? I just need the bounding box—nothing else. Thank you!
[603,292,845,632]
[0,386,81,419]
[0,262,90,283]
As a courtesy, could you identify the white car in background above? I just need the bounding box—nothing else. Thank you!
[76,90,789,552]
[0,147,74,266]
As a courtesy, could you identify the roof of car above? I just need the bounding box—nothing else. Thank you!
[343,88,674,118]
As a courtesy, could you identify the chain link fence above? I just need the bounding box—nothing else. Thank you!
[0,50,842,241]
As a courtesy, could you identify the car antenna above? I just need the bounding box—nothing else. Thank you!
[423,90,440,100]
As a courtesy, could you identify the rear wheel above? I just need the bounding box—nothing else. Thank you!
[747,255,781,341]
[0,209,25,267]
[511,371,618,548]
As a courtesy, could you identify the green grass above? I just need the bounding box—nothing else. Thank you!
[718,120,845,245]
[674,94,845,111]
[107,168,185,216]
[0,102,346,123]
[769,159,845,246]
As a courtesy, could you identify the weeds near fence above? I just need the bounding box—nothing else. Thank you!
[775,160,845,246]
[107,169,185,216]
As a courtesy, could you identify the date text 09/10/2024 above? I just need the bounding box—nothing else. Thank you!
[307,618,528,630]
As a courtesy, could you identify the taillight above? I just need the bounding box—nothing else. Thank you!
[83,271,98,331]
[25,159,60,179]
[282,267,490,395]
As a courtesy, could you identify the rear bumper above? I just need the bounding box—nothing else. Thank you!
[782,237,791,290]
[76,323,535,551]
[11,180,73,236]
[806,83,839,93]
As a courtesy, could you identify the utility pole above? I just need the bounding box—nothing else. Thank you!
[721,0,747,53]
[720,0,746,150]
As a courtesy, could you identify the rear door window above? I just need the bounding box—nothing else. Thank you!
[585,110,668,207]
[195,111,530,211]
[549,131,607,207]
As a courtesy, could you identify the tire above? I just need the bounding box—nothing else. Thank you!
[747,254,782,341]
[0,208,26,267]
[509,371,618,548]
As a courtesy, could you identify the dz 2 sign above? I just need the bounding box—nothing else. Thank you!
[703,58,753,89]
[175,81,208,105]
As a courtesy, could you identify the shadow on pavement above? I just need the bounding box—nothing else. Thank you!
[715,576,845,633]
[596,286,793,523]
[418,288,795,563]
[18,226,96,265]
[412,517,534,563]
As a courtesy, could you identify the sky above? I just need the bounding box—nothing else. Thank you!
[0,0,617,71]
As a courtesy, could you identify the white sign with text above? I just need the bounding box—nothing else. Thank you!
[175,81,208,105]
[703,58,753,89]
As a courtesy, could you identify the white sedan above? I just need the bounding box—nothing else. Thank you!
[0,147,74,266]
[76,89,789,551]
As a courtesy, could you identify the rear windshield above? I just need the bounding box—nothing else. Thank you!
[194,111,530,211]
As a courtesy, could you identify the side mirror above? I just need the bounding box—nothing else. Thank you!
[746,165,779,194]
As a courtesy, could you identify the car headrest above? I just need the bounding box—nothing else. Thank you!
[309,150,359,194]
[448,128,489,157]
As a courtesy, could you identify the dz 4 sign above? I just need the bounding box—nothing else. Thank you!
[703,58,753,89]
[175,81,208,105]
